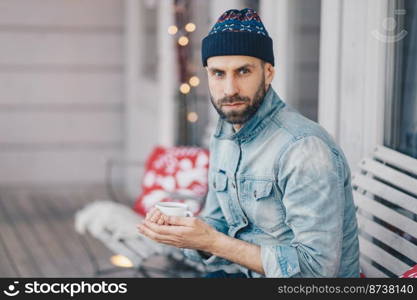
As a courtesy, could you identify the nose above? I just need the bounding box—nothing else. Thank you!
[224,77,239,97]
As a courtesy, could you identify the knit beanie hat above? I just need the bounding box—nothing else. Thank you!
[201,8,274,66]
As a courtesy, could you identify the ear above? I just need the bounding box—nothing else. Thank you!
[264,63,275,88]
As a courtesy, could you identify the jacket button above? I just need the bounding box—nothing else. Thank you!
[253,190,257,198]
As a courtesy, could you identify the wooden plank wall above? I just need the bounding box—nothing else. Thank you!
[0,0,124,186]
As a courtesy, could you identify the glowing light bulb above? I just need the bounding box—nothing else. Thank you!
[189,76,200,87]
[178,36,189,46]
[110,254,133,268]
[168,25,178,35]
[185,23,196,32]
[180,83,191,94]
[187,112,199,122]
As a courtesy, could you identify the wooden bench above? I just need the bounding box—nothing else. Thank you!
[352,145,417,277]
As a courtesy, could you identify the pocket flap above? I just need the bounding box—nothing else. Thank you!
[252,181,273,200]
[213,172,228,192]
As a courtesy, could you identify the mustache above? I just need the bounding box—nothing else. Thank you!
[219,95,250,105]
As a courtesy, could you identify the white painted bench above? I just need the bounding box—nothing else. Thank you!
[76,145,417,277]
[352,145,417,277]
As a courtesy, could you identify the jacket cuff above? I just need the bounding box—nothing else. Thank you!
[183,248,233,266]
[261,245,300,277]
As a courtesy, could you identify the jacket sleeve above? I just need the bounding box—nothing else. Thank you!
[261,136,348,277]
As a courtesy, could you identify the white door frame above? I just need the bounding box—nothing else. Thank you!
[124,0,177,197]
[260,0,295,104]
[318,0,389,168]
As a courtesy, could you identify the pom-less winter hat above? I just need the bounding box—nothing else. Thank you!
[201,8,274,66]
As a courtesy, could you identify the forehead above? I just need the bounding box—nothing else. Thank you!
[206,55,261,70]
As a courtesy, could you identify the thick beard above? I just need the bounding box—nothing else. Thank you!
[210,76,267,125]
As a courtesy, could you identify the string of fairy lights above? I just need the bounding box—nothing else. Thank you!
[168,21,200,124]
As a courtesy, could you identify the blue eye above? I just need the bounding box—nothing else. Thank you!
[214,71,224,77]
[239,68,250,75]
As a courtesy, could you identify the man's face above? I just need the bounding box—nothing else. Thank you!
[206,56,272,125]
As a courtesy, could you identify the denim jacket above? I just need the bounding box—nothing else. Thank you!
[184,87,359,278]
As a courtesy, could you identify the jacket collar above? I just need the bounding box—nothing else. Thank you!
[213,86,285,143]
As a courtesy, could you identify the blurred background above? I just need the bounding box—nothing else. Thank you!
[0,0,415,277]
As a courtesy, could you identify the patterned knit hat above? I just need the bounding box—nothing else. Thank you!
[201,8,274,66]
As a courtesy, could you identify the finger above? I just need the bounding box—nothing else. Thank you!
[141,223,183,246]
[138,224,181,246]
[149,209,162,223]
[158,212,170,224]
[137,223,165,242]
[146,208,159,222]
[166,215,196,227]
[157,215,166,225]
[145,208,157,221]
[144,220,183,235]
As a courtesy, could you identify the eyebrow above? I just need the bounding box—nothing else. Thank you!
[208,63,257,73]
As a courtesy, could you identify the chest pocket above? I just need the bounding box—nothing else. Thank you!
[213,172,227,191]
[252,181,273,200]
[213,171,235,225]
[244,180,285,233]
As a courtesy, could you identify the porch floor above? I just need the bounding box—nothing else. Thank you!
[0,186,189,278]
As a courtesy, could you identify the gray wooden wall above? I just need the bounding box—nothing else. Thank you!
[0,0,124,187]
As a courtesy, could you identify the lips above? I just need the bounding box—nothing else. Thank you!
[222,102,246,107]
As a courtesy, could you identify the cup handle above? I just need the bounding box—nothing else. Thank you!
[185,210,193,217]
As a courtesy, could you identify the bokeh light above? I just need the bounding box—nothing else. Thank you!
[168,25,178,35]
[185,22,196,32]
[187,112,199,122]
[180,83,191,94]
[189,76,200,87]
[178,36,189,46]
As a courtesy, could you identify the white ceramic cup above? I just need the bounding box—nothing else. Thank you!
[155,202,193,217]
